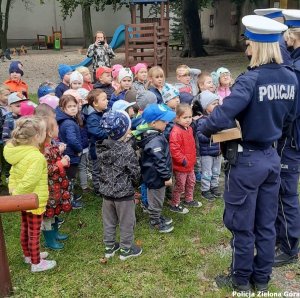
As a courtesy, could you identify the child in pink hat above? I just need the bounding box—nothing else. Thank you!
[132,63,148,92]
[111,64,123,90]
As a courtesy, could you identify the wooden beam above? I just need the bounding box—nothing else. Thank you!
[280,0,288,8]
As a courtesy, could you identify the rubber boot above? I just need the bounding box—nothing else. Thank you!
[43,230,64,250]
[52,219,68,241]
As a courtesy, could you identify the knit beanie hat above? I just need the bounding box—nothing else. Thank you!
[100,110,131,140]
[58,64,73,80]
[77,88,89,101]
[211,67,231,86]
[199,90,219,110]
[70,71,83,84]
[161,83,179,103]
[39,94,59,109]
[20,100,37,116]
[132,63,147,75]
[112,64,123,79]
[9,61,24,76]
[136,90,157,110]
[118,68,133,83]
[179,92,194,105]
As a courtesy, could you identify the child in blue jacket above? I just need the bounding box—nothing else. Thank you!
[56,94,83,208]
[83,89,108,195]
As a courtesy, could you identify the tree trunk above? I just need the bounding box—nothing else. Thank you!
[81,4,93,48]
[0,0,11,52]
[181,0,207,57]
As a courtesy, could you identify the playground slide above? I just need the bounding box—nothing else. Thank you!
[70,24,126,70]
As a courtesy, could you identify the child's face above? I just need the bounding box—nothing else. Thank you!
[96,33,105,42]
[94,93,108,112]
[120,77,132,90]
[199,76,216,93]
[99,72,112,85]
[206,100,219,114]
[10,102,22,115]
[63,72,72,84]
[0,90,10,106]
[10,72,21,82]
[150,120,167,132]
[71,81,83,90]
[126,106,135,118]
[150,74,164,89]
[167,96,180,111]
[63,100,78,117]
[219,73,231,87]
[177,73,191,85]
[83,72,92,83]
[136,68,148,82]
[176,109,192,128]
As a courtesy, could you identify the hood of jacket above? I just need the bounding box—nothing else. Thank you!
[97,139,125,163]
[82,104,106,118]
[136,130,161,149]
[4,143,39,165]
[55,107,75,124]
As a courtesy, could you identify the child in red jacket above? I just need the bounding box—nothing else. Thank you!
[169,104,202,214]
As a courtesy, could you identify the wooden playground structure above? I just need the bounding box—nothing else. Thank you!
[125,0,170,76]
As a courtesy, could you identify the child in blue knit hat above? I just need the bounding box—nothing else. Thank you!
[98,110,142,260]
[55,64,73,99]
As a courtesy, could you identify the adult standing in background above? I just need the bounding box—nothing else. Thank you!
[87,31,115,82]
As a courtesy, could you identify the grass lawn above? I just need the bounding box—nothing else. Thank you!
[2,183,284,298]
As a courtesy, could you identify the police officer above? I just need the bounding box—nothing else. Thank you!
[255,8,293,66]
[273,10,300,267]
[199,15,298,293]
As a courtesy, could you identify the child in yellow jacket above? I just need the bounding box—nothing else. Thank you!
[4,116,57,272]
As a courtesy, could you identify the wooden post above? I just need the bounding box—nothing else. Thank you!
[0,194,38,297]
[280,0,288,8]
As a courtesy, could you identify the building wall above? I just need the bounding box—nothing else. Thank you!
[7,0,132,45]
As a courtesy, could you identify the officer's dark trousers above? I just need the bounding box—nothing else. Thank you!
[277,141,300,256]
[223,148,280,285]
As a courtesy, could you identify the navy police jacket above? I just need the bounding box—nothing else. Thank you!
[290,47,300,150]
[200,63,298,150]
[280,35,293,66]
[56,107,83,165]
[138,130,172,189]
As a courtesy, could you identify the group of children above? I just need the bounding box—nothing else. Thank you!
[0,48,234,271]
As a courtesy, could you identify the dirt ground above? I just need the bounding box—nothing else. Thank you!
[0,46,248,93]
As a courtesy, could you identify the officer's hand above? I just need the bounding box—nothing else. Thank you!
[165,178,172,186]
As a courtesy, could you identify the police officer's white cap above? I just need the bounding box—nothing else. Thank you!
[254,8,283,19]
[242,15,288,43]
[282,10,300,28]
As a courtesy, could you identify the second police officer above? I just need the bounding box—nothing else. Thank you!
[199,15,298,293]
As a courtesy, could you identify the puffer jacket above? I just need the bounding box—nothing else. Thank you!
[97,139,140,200]
[169,124,196,172]
[4,143,48,215]
[56,107,83,164]
[137,130,172,189]
[109,89,127,109]
[148,87,163,104]
[93,82,115,102]
[196,115,221,157]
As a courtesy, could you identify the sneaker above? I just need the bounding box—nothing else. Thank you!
[183,200,202,208]
[31,259,56,273]
[119,245,142,261]
[169,204,189,214]
[201,191,215,201]
[24,252,49,264]
[273,248,298,267]
[104,242,120,258]
[56,217,65,225]
[215,274,251,293]
[74,193,82,201]
[150,220,174,233]
[141,203,149,214]
[250,278,268,292]
[71,200,83,209]
[82,187,91,194]
[94,189,101,197]
[210,187,222,198]
[160,215,173,225]
[195,172,202,182]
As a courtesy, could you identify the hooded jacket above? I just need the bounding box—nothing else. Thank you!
[97,138,140,200]
[137,129,172,189]
[3,143,48,215]
[56,107,83,164]
[93,82,115,102]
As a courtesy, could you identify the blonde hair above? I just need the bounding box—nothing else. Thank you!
[35,103,55,118]
[284,27,300,44]
[248,41,283,68]
[0,84,10,95]
[176,103,192,118]
[10,116,46,146]
[76,66,90,76]
[176,65,190,76]
[148,66,165,79]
